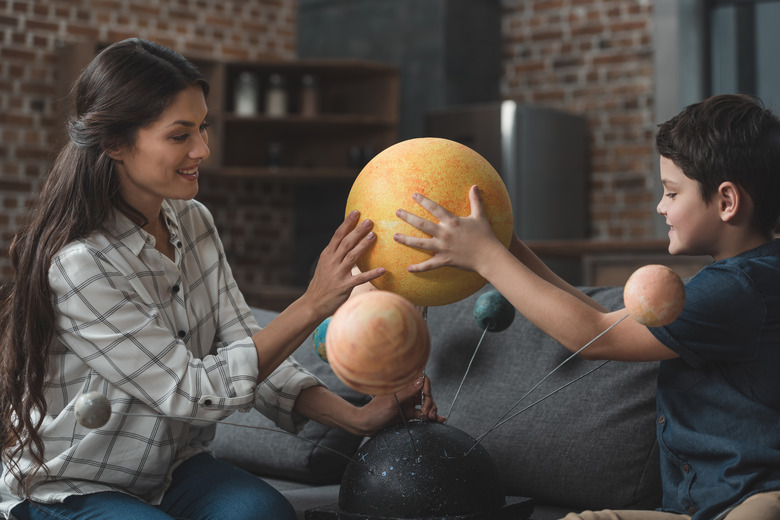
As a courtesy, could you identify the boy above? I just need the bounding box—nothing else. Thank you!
[392,94,780,519]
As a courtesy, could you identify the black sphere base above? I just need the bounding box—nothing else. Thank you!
[305,421,535,520]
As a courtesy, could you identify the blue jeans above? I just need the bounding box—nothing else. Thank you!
[11,453,296,520]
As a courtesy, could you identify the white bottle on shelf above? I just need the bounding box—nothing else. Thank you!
[234,71,259,116]
[265,74,287,117]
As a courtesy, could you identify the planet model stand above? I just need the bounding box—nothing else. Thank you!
[74,264,685,520]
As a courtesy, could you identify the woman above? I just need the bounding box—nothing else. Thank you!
[0,38,442,520]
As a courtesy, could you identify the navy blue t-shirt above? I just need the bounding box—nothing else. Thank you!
[649,239,780,519]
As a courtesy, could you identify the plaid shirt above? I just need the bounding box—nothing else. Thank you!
[0,199,321,514]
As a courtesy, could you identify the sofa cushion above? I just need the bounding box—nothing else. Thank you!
[423,285,661,510]
[209,308,369,485]
[213,286,661,511]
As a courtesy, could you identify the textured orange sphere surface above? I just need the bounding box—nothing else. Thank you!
[325,291,430,395]
[346,137,514,306]
[623,264,686,327]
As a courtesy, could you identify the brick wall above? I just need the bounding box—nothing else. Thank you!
[0,0,658,300]
[501,0,657,239]
[0,0,299,303]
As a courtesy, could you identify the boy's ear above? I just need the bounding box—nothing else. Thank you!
[717,181,742,222]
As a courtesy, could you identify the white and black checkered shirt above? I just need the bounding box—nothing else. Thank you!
[0,199,321,513]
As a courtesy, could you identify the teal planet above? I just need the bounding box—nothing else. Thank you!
[312,316,331,363]
[473,290,515,332]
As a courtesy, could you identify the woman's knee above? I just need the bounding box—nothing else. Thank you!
[224,481,296,520]
[254,490,296,520]
[13,492,173,520]
[162,455,296,520]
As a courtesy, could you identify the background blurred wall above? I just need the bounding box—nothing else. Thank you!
[0,0,658,296]
[501,0,656,240]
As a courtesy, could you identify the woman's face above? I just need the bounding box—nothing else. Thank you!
[112,85,210,218]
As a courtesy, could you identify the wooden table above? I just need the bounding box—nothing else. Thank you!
[525,239,711,286]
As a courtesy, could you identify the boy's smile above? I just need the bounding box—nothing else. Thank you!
[657,156,721,258]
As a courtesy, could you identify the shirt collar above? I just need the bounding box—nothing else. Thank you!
[160,199,181,242]
[103,199,181,257]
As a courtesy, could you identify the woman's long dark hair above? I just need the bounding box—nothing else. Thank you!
[0,38,209,496]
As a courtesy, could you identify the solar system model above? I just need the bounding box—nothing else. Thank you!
[74,138,686,520]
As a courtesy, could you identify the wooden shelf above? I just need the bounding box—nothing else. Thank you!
[527,239,711,286]
[525,238,673,257]
[223,113,396,126]
[58,44,400,309]
[202,58,399,305]
[210,165,361,181]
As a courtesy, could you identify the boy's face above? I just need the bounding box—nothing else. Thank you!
[656,156,721,257]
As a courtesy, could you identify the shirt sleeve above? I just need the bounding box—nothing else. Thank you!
[649,264,765,367]
[187,202,324,432]
[49,243,259,421]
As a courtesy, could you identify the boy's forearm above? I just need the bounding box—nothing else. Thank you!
[507,234,608,311]
[477,238,616,356]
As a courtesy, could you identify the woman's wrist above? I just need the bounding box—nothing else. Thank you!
[294,385,369,436]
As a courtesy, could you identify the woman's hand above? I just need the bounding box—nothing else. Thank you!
[253,211,384,380]
[355,375,446,437]
[304,210,385,318]
[393,185,503,275]
[294,376,445,438]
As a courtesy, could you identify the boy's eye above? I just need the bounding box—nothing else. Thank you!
[665,192,677,199]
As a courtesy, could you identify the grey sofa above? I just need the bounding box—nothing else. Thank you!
[210,285,662,520]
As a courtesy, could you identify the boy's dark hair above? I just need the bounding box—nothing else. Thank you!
[656,93,780,235]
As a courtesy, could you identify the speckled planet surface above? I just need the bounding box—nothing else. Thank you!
[326,291,430,395]
[312,316,331,363]
[345,137,514,307]
[623,264,686,327]
[329,421,533,519]
[74,391,111,429]
[473,290,516,332]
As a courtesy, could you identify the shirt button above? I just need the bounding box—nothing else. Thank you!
[658,415,666,424]
[178,330,186,338]
[177,241,182,248]
[682,464,690,473]
[172,285,180,293]
[204,399,213,406]
[688,507,697,515]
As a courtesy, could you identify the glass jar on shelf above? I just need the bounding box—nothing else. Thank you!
[265,73,287,117]
[299,74,319,117]
[233,71,259,116]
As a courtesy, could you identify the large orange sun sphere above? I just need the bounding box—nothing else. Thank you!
[346,137,514,307]
[623,264,686,327]
[325,291,430,396]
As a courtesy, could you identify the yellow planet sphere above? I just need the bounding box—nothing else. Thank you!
[346,137,514,306]
[623,264,686,327]
[326,291,430,396]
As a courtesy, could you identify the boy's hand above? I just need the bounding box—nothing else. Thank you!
[393,185,503,274]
